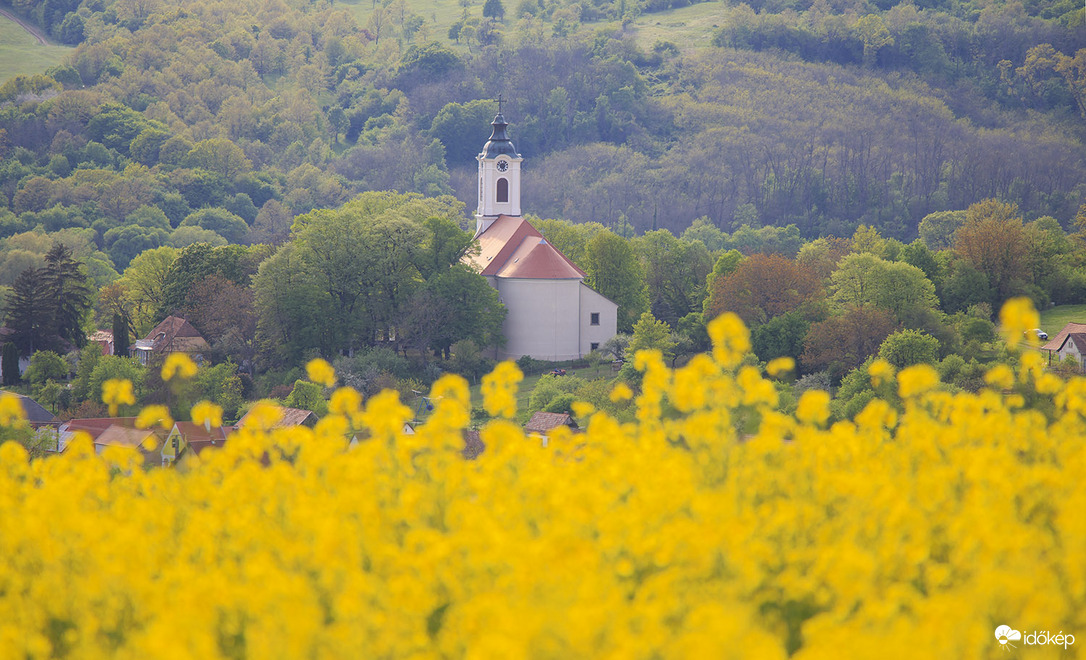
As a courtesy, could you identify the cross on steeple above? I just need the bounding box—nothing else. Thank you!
[497,94,504,115]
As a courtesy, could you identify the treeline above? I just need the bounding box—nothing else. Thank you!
[0,0,1084,251]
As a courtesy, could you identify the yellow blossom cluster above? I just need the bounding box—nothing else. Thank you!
[0,308,1083,658]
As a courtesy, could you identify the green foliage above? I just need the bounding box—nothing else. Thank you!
[629,312,676,358]
[194,363,244,420]
[88,355,145,409]
[24,351,68,388]
[585,230,649,333]
[752,312,809,365]
[284,379,328,416]
[877,330,940,369]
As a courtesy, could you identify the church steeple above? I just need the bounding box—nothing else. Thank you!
[475,96,523,235]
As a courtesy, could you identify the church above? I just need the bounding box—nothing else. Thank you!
[463,109,618,362]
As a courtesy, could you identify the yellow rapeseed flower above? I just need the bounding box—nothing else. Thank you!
[135,404,173,430]
[985,364,1015,391]
[897,364,939,398]
[610,383,633,402]
[868,359,895,388]
[796,390,831,426]
[707,312,750,370]
[998,296,1039,347]
[306,358,337,387]
[191,401,223,429]
[160,352,198,382]
[0,392,26,426]
[480,361,522,419]
[101,378,135,416]
[766,357,795,377]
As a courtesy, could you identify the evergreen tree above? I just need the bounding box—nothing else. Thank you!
[6,267,51,356]
[112,312,130,357]
[2,343,20,385]
[42,243,93,349]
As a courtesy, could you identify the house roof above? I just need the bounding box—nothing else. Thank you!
[10,394,57,425]
[1044,322,1086,352]
[141,316,210,354]
[465,215,586,280]
[89,330,113,343]
[171,421,229,443]
[235,405,317,430]
[61,417,139,441]
[94,425,160,449]
[1057,332,1086,355]
[524,412,577,434]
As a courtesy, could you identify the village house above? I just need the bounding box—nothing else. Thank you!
[133,316,210,365]
[1044,322,1086,369]
[162,421,229,468]
[462,109,618,361]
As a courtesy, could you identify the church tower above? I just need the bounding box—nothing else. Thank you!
[475,102,522,236]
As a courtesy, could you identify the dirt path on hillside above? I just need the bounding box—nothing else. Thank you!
[0,7,47,46]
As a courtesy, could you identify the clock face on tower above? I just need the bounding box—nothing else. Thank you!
[496,159,509,172]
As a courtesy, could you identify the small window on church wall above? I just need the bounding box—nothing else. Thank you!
[590,312,600,326]
[496,177,509,203]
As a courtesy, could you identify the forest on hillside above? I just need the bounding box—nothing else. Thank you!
[0,0,1084,249]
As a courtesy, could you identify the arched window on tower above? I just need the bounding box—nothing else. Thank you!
[496,177,509,203]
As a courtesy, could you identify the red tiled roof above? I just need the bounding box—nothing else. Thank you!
[465,215,586,280]
[143,316,210,353]
[235,406,317,430]
[497,236,586,279]
[94,425,159,449]
[1043,322,1086,352]
[171,421,229,443]
[524,412,577,434]
[62,417,138,441]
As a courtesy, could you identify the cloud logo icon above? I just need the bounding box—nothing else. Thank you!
[995,625,1022,650]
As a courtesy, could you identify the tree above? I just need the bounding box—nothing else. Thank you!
[752,311,810,365]
[24,351,68,389]
[117,246,179,336]
[918,211,965,251]
[414,265,505,358]
[954,199,1029,303]
[877,330,940,369]
[179,208,250,244]
[113,312,130,358]
[830,253,938,323]
[2,343,20,385]
[284,379,328,416]
[181,275,258,369]
[629,312,676,359]
[194,362,244,420]
[87,355,145,410]
[183,139,252,180]
[483,0,505,20]
[801,306,897,381]
[6,267,51,355]
[584,230,648,333]
[42,242,93,349]
[706,254,822,327]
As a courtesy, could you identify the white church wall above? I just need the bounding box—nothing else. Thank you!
[578,283,618,356]
[496,278,583,361]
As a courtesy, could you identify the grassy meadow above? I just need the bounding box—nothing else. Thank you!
[0,14,71,84]
[1040,303,1086,337]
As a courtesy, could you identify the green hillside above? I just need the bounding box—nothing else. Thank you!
[0,13,71,82]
